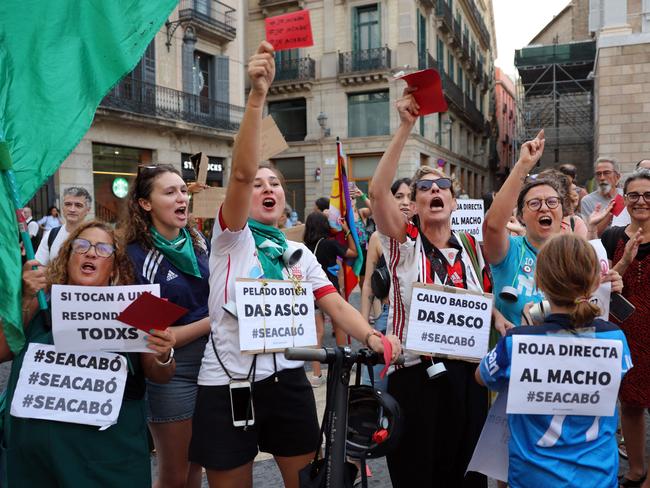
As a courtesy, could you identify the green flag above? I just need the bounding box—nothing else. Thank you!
[0,0,177,353]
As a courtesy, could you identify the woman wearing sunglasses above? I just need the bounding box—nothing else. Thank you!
[5,220,175,486]
[121,164,211,488]
[599,169,650,488]
[369,88,492,487]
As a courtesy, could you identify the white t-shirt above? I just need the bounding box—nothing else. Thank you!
[34,225,69,265]
[26,218,39,238]
[198,213,337,386]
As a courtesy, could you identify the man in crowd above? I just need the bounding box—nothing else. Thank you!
[637,159,650,170]
[580,157,630,235]
[35,187,91,265]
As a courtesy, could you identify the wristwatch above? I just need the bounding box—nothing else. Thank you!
[156,347,175,366]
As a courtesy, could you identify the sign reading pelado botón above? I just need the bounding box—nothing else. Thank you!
[235,279,316,353]
[11,343,127,429]
[405,283,492,361]
[52,284,160,353]
[507,335,623,416]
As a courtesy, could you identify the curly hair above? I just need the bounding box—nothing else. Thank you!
[47,220,134,286]
[119,164,206,253]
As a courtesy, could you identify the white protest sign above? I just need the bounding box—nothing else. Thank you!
[11,343,127,429]
[467,392,510,482]
[589,239,611,320]
[405,283,493,361]
[52,284,160,353]
[451,199,484,241]
[235,279,317,353]
[507,335,622,416]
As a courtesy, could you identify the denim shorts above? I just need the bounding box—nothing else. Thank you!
[362,303,389,391]
[146,336,208,423]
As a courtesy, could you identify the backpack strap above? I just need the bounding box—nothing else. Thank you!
[458,233,481,284]
[47,225,62,250]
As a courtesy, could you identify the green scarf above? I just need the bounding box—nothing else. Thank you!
[248,219,287,280]
[150,227,201,278]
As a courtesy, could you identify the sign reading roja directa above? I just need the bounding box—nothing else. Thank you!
[405,283,493,362]
[51,284,160,353]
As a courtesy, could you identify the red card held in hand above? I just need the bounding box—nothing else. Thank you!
[397,69,448,116]
[611,193,625,216]
[117,292,188,332]
[265,10,314,51]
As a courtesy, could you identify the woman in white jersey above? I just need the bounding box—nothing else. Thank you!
[188,41,401,488]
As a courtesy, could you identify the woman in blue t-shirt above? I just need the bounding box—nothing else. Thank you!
[121,164,211,488]
[476,234,632,488]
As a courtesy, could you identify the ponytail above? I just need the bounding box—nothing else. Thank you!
[570,297,601,328]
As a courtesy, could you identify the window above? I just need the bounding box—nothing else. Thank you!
[417,11,427,66]
[437,113,443,145]
[354,4,380,51]
[348,154,382,194]
[194,50,213,113]
[457,66,463,92]
[437,37,445,70]
[348,91,389,137]
[448,53,455,81]
[268,98,307,142]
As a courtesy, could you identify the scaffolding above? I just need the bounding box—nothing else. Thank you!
[514,40,596,173]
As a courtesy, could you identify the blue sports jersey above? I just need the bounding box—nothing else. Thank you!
[127,237,210,359]
[490,236,544,326]
[479,314,632,488]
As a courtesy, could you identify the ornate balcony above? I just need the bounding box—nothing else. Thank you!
[464,0,491,47]
[434,0,454,35]
[100,78,244,132]
[176,0,236,44]
[338,47,391,85]
[270,57,316,94]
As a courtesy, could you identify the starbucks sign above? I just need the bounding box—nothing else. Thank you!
[112,177,129,198]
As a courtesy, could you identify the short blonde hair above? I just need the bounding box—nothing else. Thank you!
[409,166,452,200]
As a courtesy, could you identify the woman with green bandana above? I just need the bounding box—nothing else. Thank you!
[121,163,210,488]
[188,40,402,488]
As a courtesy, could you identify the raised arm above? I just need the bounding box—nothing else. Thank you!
[220,41,275,231]
[482,130,545,264]
[368,88,419,242]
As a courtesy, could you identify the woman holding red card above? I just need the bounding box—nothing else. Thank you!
[122,164,211,488]
[2,220,175,486]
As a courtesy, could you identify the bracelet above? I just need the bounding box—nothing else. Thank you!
[345,230,351,238]
[364,330,383,348]
[360,193,369,201]
[155,347,175,366]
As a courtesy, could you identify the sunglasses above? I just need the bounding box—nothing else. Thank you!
[71,238,115,258]
[137,164,159,176]
[524,197,561,211]
[415,178,453,192]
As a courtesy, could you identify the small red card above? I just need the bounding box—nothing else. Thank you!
[397,69,448,116]
[611,193,625,216]
[265,10,314,51]
[117,292,188,332]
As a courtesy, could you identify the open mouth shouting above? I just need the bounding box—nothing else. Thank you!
[175,205,187,219]
[538,215,553,229]
[430,197,444,210]
[80,261,97,275]
[262,197,276,210]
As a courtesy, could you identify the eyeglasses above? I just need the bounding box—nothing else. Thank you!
[415,178,453,192]
[71,238,115,258]
[524,197,561,211]
[595,170,615,178]
[625,191,650,203]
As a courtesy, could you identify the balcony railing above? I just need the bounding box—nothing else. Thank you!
[465,0,491,47]
[275,57,316,83]
[434,0,454,33]
[452,18,462,47]
[461,33,469,59]
[464,94,484,130]
[101,78,244,131]
[178,0,236,42]
[435,61,464,112]
[338,47,391,75]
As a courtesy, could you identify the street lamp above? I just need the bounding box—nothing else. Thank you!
[317,112,331,137]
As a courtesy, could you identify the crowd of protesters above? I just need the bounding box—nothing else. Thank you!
[4,39,648,488]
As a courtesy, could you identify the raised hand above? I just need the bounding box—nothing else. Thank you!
[396,87,420,126]
[588,201,615,229]
[22,259,47,299]
[248,41,275,98]
[518,129,545,170]
[622,228,643,265]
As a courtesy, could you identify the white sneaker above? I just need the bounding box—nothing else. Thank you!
[309,375,324,388]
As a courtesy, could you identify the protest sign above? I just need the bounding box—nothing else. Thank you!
[261,115,289,161]
[11,343,127,429]
[265,10,314,51]
[467,392,509,482]
[405,283,492,361]
[282,224,305,242]
[589,239,611,319]
[507,335,623,416]
[451,199,484,241]
[235,279,316,353]
[191,186,226,219]
[51,284,159,353]
[396,69,448,115]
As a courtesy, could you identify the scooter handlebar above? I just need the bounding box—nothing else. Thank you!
[284,346,405,365]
